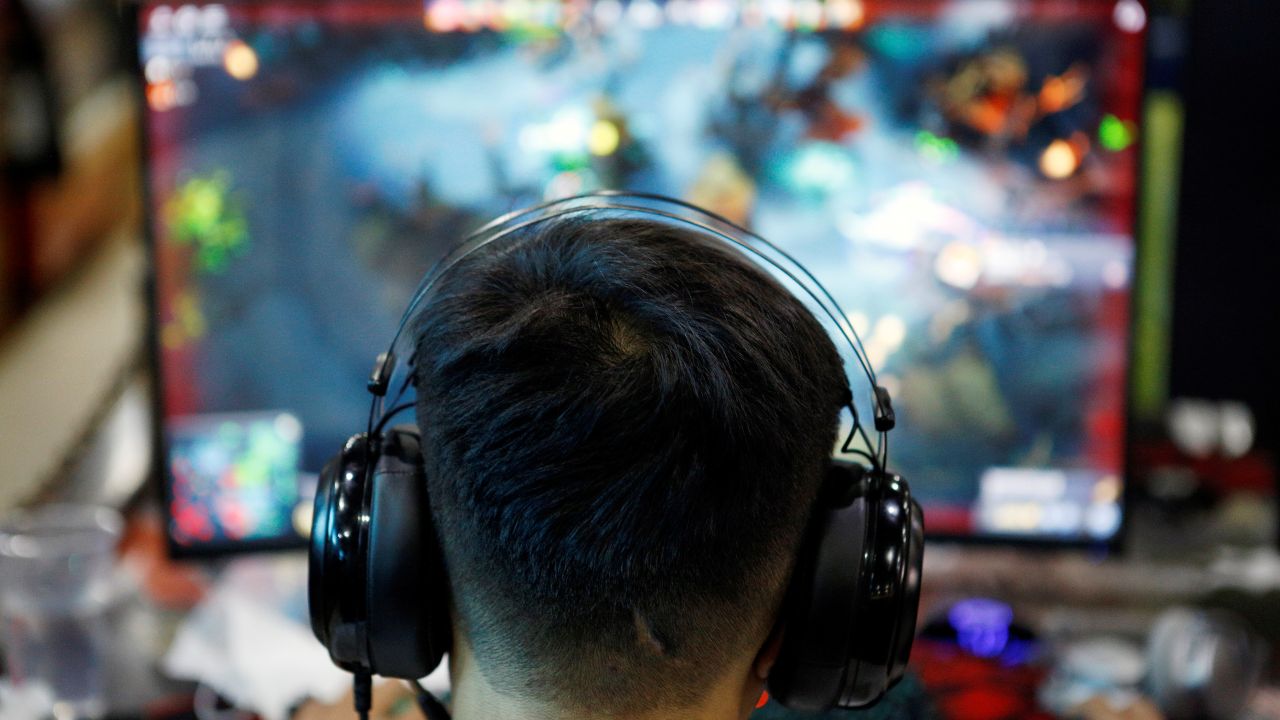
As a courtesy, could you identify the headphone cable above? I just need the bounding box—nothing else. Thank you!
[353,672,372,720]
[412,680,453,720]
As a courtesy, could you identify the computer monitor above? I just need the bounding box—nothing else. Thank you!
[140,0,1143,553]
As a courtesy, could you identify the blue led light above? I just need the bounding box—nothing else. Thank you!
[948,598,1014,658]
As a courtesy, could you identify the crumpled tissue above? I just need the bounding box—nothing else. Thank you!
[161,557,349,720]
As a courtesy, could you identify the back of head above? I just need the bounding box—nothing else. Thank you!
[412,215,847,714]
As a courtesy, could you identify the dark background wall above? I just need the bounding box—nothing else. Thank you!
[1171,0,1279,457]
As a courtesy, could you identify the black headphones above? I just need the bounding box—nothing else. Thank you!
[308,191,924,716]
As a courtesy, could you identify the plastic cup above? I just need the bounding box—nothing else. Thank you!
[0,505,123,720]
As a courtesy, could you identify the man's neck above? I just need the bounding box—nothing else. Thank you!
[448,682,749,720]
[447,649,757,720]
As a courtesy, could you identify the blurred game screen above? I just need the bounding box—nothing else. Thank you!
[140,0,1143,552]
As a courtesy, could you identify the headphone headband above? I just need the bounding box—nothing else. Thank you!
[367,191,893,469]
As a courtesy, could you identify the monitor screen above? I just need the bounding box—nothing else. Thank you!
[141,0,1142,552]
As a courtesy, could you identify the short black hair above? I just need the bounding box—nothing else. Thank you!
[413,215,847,712]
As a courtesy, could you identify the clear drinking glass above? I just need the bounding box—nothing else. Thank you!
[0,505,123,720]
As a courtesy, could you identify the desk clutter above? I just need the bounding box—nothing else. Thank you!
[3,507,1279,720]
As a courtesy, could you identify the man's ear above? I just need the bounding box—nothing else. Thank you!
[754,622,786,681]
[738,623,786,719]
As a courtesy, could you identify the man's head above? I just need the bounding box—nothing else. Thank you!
[412,215,847,716]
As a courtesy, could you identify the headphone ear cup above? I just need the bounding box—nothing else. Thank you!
[888,488,924,683]
[767,464,924,712]
[363,426,451,679]
[309,435,375,671]
[839,472,923,707]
